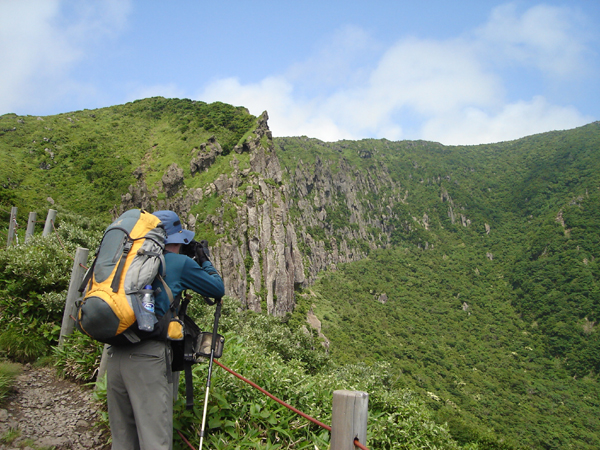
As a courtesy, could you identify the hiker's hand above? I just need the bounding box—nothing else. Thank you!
[200,240,210,259]
[195,244,209,264]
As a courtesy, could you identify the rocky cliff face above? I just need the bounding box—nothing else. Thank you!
[285,154,402,283]
[207,115,306,316]
[118,112,305,316]
[116,114,469,316]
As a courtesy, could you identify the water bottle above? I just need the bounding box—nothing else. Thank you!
[137,285,156,332]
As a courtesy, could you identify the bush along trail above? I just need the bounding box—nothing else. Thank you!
[0,364,108,450]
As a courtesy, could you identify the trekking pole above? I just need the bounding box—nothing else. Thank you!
[199,297,222,450]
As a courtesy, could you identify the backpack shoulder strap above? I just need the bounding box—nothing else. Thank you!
[156,273,175,307]
[110,238,133,292]
[184,359,194,409]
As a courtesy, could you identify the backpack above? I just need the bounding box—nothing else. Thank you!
[76,209,172,345]
[76,208,223,407]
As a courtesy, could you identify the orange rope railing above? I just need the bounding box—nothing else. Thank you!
[214,359,332,432]
[354,437,369,450]
[177,359,370,449]
[177,430,196,450]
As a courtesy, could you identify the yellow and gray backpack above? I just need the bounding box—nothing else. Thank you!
[76,209,173,345]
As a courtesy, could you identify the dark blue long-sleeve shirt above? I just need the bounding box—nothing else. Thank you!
[151,252,225,317]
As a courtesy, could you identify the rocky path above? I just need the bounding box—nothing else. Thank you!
[0,365,109,450]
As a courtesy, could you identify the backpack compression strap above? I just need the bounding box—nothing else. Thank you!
[110,239,133,293]
[78,257,97,294]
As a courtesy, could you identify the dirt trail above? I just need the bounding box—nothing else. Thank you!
[0,364,109,450]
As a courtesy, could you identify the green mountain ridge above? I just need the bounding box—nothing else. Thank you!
[1,98,599,449]
[278,125,600,448]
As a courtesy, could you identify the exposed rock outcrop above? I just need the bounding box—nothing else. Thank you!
[162,163,184,197]
[114,111,477,317]
[116,112,304,316]
[306,306,330,351]
[190,137,223,175]
[286,155,402,282]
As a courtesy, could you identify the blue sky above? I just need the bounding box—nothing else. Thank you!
[1,1,598,145]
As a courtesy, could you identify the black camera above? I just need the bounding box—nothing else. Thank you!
[181,239,210,263]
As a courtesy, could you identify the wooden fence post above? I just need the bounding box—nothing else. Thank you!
[59,247,89,346]
[96,345,110,389]
[25,211,37,242]
[6,206,17,247]
[43,209,57,237]
[330,390,368,450]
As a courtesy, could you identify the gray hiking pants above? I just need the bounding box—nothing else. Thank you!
[107,340,174,450]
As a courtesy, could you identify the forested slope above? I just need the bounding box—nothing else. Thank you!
[1,98,599,448]
[278,122,600,448]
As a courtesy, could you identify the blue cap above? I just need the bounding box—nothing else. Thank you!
[153,210,195,245]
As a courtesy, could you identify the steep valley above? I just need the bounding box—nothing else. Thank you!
[1,99,599,448]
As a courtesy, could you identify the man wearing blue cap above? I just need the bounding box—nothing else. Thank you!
[106,210,225,450]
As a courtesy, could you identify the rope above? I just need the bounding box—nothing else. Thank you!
[355,438,368,450]
[214,359,332,432]
[175,349,371,448]
[177,430,196,450]
[51,219,76,263]
[212,360,370,449]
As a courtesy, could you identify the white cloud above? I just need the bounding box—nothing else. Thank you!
[199,76,292,116]
[199,36,505,142]
[369,38,502,115]
[311,38,503,139]
[0,0,131,114]
[0,1,71,112]
[197,3,593,145]
[475,3,589,78]
[421,96,593,145]
[198,27,388,141]
[198,76,350,140]
[3,1,590,146]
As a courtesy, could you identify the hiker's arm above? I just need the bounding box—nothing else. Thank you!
[181,258,225,299]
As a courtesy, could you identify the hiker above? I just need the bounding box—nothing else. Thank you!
[106,210,225,450]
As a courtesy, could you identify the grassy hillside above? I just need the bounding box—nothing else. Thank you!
[1,98,599,448]
[0,97,256,218]
[279,123,600,448]
[1,216,477,450]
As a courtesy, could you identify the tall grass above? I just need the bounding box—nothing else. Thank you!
[0,361,21,403]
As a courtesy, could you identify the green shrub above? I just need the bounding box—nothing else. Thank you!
[0,235,73,298]
[0,211,102,364]
[0,324,49,363]
[53,332,104,381]
[32,296,470,449]
[92,373,110,433]
[38,289,69,315]
[168,296,468,449]
[172,332,469,450]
